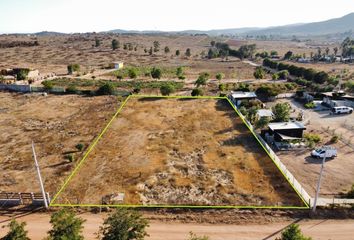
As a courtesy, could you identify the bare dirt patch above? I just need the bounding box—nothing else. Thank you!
[55,97,304,207]
[0,92,119,195]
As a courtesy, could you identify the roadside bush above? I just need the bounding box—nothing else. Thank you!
[2,220,29,240]
[280,223,312,240]
[97,82,115,95]
[98,208,149,240]
[160,84,175,96]
[48,209,85,240]
[304,102,315,109]
[191,88,204,96]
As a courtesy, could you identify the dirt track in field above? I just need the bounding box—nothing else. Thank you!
[57,97,303,206]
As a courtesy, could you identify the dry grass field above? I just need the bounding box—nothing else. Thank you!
[54,97,304,207]
[0,92,119,194]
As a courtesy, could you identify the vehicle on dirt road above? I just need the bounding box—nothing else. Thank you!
[311,146,337,158]
[331,106,353,114]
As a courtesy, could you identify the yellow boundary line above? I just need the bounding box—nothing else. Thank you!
[50,94,309,209]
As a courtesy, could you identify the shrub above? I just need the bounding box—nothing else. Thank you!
[66,85,78,94]
[347,184,354,198]
[330,135,339,143]
[42,80,54,90]
[272,73,279,80]
[128,68,138,79]
[191,88,204,96]
[253,67,266,79]
[65,154,74,162]
[178,75,186,80]
[75,143,84,151]
[304,102,315,109]
[256,85,280,99]
[187,232,210,240]
[304,133,321,143]
[160,84,175,96]
[215,72,224,81]
[16,69,30,80]
[48,209,85,240]
[150,67,162,79]
[176,66,184,76]
[278,70,289,80]
[97,82,115,95]
[195,72,209,87]
[218,83,226,91]
[98,208,149,240]
[280,223,312,240]
[2,220,29,240]
[67,64,80,74]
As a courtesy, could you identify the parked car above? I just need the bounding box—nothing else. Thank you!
[311,146,337,158]
[331,106,353,114]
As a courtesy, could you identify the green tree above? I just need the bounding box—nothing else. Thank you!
[95,38,101,47]
[149,47,153,55]
[272,103,291,122]
[153,41,160,52]
[98,209,148,240]
[42,80,54,90]
[333,47,338,56]
[128,68,138,79]
[2,220,29,240]
[75,143,84,151]
[272,73,279,81]
[185,48,191,57]
[253,67,266,79]
[191,88,203,96]
[150,67,162,79]
[176,49,180,56]
[195,72,209,87]
[270,50,278,56]
[255,116,270,129]
[210,40,216,47]
[176,66,184,77]
[218,83,226,91]
[284,51,293,60]
[97,82,115,95]
[216,72,224,81]
[48,209,85,240]
[160,84,175,96]
[67,64,80,74]
[16,69,30,80]
[347,184,354,198]
[164,46,170,54]
[112,39,120,50]
[280,224,312,240]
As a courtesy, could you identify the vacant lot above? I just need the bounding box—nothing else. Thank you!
[0,92,118,194]
[55,97,304,207]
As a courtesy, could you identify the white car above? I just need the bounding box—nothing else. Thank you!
[311,146,337,158]
[331,106,353,114]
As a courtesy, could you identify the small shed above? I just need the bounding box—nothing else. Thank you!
[256,109,274,121]
[112,62,124,70]
[267,121,306,142]
[229,91,257,106]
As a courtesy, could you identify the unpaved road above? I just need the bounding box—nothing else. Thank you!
[0,212,353,239]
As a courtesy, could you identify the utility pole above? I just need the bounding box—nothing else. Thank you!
[312,150,327,213]
[32,141,49,209]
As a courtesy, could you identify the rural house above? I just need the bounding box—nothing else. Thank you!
[229,91,257,106]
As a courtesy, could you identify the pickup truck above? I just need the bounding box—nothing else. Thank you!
[311,146,337,158]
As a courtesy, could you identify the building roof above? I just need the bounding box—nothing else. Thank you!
[268,121,306,131]
[257,109,273,117]
[230,91,257,99]
[113,61,124,64]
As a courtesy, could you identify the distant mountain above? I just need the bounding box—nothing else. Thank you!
[244,13,354,36]
[34,31,66,36]
[107,13,354,37]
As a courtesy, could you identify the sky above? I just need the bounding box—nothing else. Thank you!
[0,0,354,33]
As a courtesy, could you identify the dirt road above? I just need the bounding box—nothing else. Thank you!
[0,212,353,239]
